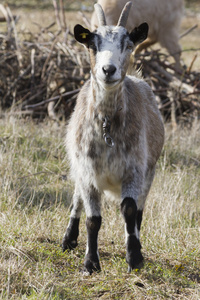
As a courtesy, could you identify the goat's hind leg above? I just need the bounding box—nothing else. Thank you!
[62,190,83,251]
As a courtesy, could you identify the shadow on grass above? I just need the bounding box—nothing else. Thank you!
[142,256,200,288]
[15,182,73,210]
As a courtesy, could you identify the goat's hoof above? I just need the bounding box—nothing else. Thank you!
[127,259,144,273]
[82,265,101,276]
[62,238,78,251]
[126,250,144,272]
[84,256,101,275]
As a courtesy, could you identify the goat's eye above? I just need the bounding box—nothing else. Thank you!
[89,42,97,51]
[126,43,133,50]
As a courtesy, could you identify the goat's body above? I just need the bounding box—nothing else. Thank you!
[66,76,163,208]
[64,74,164,271]
[91,0,184,68]
[62,2,164,274]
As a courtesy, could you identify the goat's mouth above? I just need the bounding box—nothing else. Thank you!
[95,73,121,88]
[104,78,120,86]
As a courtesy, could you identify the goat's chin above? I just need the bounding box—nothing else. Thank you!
[97,77,121,90]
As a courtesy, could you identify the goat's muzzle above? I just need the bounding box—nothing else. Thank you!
[102,65,116,78]
[101,64,120,86]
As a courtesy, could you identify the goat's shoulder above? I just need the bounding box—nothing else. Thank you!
[124,75,155,106]
[125,74,151,89]
[124,75,163,132]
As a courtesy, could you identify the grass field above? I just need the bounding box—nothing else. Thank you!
[0,1,200,299]
[0,117,200,299]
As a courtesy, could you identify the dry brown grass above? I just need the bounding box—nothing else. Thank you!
[0,117,200,299]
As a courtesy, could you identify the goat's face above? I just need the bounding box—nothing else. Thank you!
[74,23,148,89]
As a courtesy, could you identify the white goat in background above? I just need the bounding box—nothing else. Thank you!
[62,2,164,274]
[91,0,184,70]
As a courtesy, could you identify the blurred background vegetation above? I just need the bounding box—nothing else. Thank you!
[3,0,200,11]
[2,0,91,10]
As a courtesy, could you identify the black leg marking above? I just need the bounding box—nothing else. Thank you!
[62,217,80,251]
[84,216,102,274]
[126,235,143,272]
[121,197,144,271]
[121,197,137,234]
[137,209,143,231]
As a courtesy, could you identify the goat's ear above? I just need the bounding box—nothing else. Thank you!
[129,22,149,46]
[74,24,92,46]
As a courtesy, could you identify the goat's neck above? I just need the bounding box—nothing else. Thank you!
[91,79,124,121]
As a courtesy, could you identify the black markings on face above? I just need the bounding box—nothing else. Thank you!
[92,29,130,53]
[96,35,102,51]
[90,27,132,79]
[120,33,129,52]
[89,33,102,53]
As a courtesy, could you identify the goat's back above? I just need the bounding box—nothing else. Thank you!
[91,0,184,42]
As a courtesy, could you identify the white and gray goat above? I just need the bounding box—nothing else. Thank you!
[91,0,184,70]
[62,2,164,274]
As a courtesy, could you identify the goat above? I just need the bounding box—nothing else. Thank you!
[62,2,164,274]
[91,0,184,70]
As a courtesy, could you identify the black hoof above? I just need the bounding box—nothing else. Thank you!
[126,235,144,271]
[62,236,78,252]
[84,255,101,275]
[127,259,144,273]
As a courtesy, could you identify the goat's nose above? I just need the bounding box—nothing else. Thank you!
[102,65,116,77]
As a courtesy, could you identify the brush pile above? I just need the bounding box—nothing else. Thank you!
[0,4,199,124]
[135,49,200,125]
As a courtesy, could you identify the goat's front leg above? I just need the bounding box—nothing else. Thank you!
[83,187,102,274]
[62,189,83,251]
[121,172,144,271]
[121,197,143,272]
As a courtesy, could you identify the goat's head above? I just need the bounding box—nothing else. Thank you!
[74,2,148,89]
